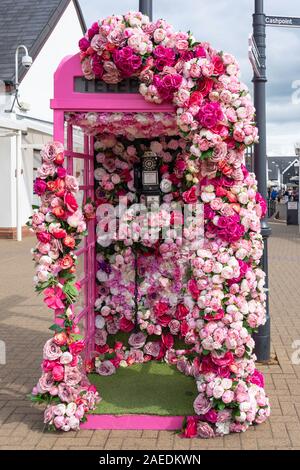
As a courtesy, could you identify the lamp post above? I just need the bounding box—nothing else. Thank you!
[139,0,153,20]
[253,0,271,361]
[6,45,32,114]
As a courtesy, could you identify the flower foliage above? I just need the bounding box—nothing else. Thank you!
[29,142,100,431]
[76,10,270,438]
[30,10,270,436]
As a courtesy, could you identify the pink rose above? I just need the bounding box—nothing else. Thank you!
[52,365,65,382]
[197,421,215,438]
[193,394,212,415]
[58,383,76,403]
[43,338,62,361]
[79,37,90,51]
[153,45,176,71]
[69,340,85,355]
[44,406,54,424]
[34,178,47,196]
[197,101,224,129]
[182,416,198,438]
[41,142,64,164]
[222,390,234,404]
[96,360,116,376]
[64,366,82,386]
[182,186,198,204]
[82,57,95,80]
[153,73,182,102]
[169,319,180,335]
[113,46,142,77]
[119,317,135,333]
[37,163,56,179]
[249,369,265,388]
[203,409,218,423]
[144,341,160,357]
[65,175,79,192]
[39,372,55,393]
[91,55,104,79]
[53,415,65,429]
[128,332,146,349]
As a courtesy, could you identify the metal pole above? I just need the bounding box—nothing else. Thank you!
[16,130,22,242]
[253,0,271,361]
[139,0,153,20]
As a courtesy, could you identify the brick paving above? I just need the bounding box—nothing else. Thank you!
[0,222,300,450]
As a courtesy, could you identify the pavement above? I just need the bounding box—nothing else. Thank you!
[0,222,300,450]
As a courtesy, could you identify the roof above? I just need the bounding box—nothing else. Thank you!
[267,156,299,183]
[0,0,86,84]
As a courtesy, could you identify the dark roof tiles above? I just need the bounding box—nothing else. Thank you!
[0,0,86,83]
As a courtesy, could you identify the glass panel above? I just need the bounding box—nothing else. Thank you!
[75,312,87,339]
[75,188,84,208]
[74,157,85,186]
[76,252,85,280]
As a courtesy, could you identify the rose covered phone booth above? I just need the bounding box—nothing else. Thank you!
[30,11,270,437]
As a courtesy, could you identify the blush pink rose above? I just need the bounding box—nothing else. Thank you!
[193,394,212,415]
[197,421,215,438]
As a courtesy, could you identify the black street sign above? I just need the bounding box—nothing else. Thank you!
[265,15,300,28]
[248,34,262,78]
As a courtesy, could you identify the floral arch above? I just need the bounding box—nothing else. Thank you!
[29,11,270,438]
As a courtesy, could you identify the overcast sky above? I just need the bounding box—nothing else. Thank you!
[79,0,300,156]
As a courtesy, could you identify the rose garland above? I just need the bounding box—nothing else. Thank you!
[76,11,270,438]
[28,142,100,431]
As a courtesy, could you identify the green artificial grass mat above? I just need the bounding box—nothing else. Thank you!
[89,362,197,416]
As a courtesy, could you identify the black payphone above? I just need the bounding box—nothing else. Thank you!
[134,150,161,207]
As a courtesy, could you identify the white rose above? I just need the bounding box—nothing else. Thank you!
[213,385,225,399]
[66,402,77,417]
[221,266,234,279]
[96,270,108,282]
[68,415,80,430]
[190,145,201,157]
[239,401,251,412]
[61,423,71,432]
[235,411,247,423]
[45,212,55,223]
[160,179,172,193]
[95,315,105,329]
[60,352,73,364]
[153,28,166,43]
[37,270,50,282]
[53,404,66,416]
[221,378,233,390]
[238,192,249,205]
[215,421,230,436]
[39,256,52,266]
[201,192,215,203]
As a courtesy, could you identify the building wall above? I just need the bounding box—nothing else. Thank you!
[0,1,84,236]
[18,1,83,123]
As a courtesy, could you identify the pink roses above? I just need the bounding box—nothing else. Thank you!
[153,74,182,102]
[153,45,176,70]
[113,47,142,77]
[197,102,224,129]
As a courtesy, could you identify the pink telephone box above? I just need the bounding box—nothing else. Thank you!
[50,53,187,429]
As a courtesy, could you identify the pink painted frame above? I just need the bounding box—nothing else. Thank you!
[51,53,182,431]
[51,53,175,142]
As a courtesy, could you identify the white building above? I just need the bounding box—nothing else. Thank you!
[0,0,86,239]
